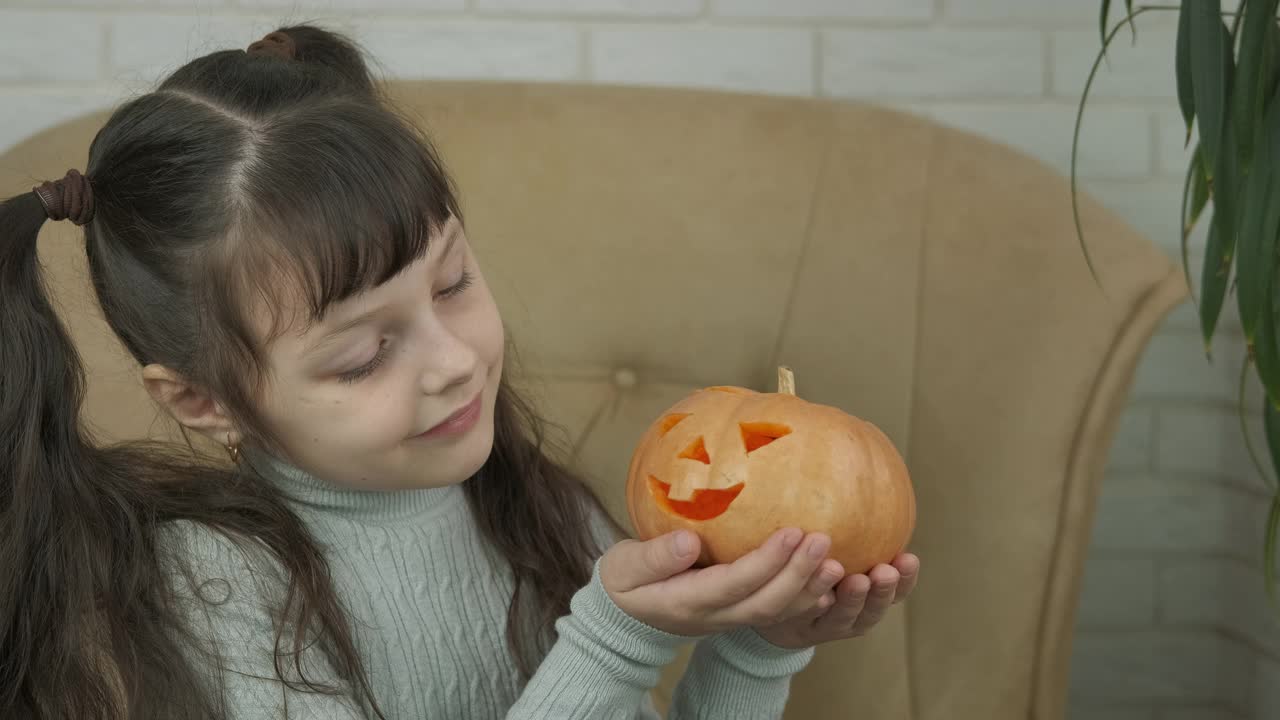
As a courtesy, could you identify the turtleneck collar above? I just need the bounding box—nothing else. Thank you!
[243,449,468,525]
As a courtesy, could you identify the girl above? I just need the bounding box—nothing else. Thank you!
[0,25,919,720]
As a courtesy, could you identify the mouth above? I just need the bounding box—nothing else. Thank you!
[415,392,483,440]
[648,475,744,521]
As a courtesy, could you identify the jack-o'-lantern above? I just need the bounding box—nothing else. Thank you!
[625,367,915,575]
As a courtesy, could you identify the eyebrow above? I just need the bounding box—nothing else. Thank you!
[300,222,462,357]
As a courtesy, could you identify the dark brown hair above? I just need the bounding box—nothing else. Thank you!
[0,25,609,719]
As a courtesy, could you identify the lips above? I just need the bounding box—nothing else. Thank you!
[417,392,482,439]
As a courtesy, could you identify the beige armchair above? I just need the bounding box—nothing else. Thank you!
[0,80,1185,720]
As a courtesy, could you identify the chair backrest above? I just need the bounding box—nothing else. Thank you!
[0,80,1186,720]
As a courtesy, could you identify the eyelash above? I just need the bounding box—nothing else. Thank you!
[337,340,387,384]
[437,269,474,300]
[335,269,475,384]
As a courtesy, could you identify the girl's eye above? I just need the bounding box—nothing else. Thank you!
[436,269,474,301]
[337,341,388,384]
[335,270,472,385]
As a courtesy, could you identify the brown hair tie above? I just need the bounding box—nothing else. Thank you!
[247,31,296,60]
[33,169,94,226]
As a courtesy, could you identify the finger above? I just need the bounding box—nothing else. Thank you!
[600,530,701,593]
[812,573,869,634]
[728,537,837,624]
[805,559,845,596]
[794,589,838,622]
[664,528,803,611]
[890,553,920,604]
[849,564,900,636]
[779,560,843,623]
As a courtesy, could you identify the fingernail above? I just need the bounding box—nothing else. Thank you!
[673,531,695,557]
[807,535,830,559]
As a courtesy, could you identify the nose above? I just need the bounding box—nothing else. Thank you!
[416,322,478,397]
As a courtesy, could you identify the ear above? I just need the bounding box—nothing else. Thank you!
[142,364,240,446]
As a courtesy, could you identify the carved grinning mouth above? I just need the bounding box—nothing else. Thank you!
[648,417,791,521]
[648,475,745,520]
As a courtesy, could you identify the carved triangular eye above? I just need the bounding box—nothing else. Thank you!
[679,436,711,464]
[658,413,690,437]
[740,422,791,453]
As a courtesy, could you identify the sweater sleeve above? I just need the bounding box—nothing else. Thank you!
[504,555,694,719]
[519,504,814,720]
[665,628,814,719]
[163,521,369,720]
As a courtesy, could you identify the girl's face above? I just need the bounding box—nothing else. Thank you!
[255,217,505,491]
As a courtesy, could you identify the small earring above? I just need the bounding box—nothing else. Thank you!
[225,432,241,464]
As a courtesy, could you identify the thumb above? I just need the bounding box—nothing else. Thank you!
[602,530,700,593]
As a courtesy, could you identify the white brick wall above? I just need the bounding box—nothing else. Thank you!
[1052,28,1181,100]
[592,26,813,95]
[2,1,1276,718]
[477,0,701,15]
[713,0,932,21]
[355,19,581,80]
[237,0,465,10]
[0,11,103,83]
[1069,629,1252,705]
[823,29,1044,98]
[108,15,283,86]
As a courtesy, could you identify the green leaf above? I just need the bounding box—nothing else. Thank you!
[1261,261,1280,406]
[1201,217,1233,352]
[1230,0,1251,44]
[1233,100,1280,340]
[1177,0,1197,141]
[1258,299,1280,409]
[1100,0,1139,49]
[1242,357,1278,489]
[1265,377,1280,463]
[1190,2,1229,177]
[1181,144,1208,303]
[1199,24,1240,353]
[1100,0,1113,47]
[1232,0,1277,160]
[1191,145,1211,224]
[1271,16,1280,86]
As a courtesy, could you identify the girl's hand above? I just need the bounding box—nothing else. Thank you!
[752,553,921,650]
[599,528,842,637]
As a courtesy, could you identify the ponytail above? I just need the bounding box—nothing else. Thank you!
[0,186,126,715]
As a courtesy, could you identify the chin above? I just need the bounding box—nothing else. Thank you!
[461,426,495,480]
[446,413,495,485]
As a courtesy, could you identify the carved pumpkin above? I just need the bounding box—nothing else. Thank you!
[625,367,915,575]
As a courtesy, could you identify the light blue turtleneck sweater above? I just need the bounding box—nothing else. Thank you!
[164,453,814,718]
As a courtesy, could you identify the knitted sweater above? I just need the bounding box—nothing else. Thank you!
[166,453,813,718]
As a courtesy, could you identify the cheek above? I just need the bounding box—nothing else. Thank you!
[257,369,409,452]
[481,300,505,369]
[453,275,505,370]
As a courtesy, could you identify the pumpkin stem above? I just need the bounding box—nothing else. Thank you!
[777,366,795,395]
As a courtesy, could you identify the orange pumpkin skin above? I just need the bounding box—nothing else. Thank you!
[625,379,915,576]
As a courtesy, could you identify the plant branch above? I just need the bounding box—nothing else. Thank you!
[1073,5,1175,282]
[1073,2,1241,284]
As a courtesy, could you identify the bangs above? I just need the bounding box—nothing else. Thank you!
[220,98,459,341]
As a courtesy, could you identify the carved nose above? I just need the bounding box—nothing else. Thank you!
[679,436,710,464]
